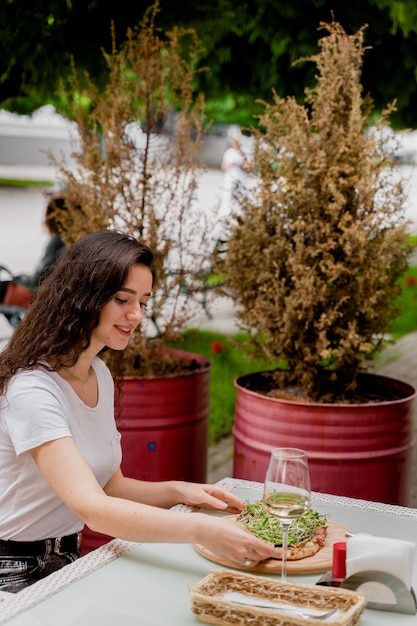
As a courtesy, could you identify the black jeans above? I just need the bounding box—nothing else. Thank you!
[0,534,81,593]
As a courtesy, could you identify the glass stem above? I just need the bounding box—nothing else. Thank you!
[281,522,291,581]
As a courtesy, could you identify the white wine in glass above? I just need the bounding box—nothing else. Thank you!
[263,447,311,581]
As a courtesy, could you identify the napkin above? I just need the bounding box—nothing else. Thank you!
[346,533,416,589]
[223,591,340,622]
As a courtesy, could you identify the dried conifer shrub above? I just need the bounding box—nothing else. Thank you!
[219,21,414,402]
[50,2,215,377]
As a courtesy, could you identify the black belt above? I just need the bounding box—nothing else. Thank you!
[0,532,82,557]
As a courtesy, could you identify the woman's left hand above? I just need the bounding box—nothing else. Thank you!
[179,483,245,514]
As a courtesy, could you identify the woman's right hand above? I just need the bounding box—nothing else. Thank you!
[194,513,281,568]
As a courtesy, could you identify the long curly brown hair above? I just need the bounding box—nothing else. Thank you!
[0,230,155,394]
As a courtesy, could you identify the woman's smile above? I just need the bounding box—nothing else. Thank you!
[114,324,133,336]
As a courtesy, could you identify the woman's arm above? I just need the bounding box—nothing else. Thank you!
[104,470,244,514]
[31,437,279,566]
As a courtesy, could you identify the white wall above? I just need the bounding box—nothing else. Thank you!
[0,106,228,169]
[0,106,78,167]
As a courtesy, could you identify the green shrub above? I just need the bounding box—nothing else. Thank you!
[389,267,417,339]
[169,329,275,444]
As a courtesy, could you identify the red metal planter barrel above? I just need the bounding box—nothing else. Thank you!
[81,349,211,555]
[118,350,211,483]
[233,371,416,506]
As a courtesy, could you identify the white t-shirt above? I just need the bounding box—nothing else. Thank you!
[0,357,122,541]
[221,147,248,209]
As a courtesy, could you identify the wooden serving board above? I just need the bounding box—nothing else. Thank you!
[194,519,352,575]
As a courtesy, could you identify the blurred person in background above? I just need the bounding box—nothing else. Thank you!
[0,181,68,315]
[220,125,253,218]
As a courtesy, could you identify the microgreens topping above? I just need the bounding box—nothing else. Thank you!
[238,502,327,547]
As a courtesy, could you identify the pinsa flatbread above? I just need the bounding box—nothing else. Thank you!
[237,501,327,561]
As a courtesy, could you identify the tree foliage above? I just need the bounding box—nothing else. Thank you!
[218,21,413,402]
[1,0,417,127]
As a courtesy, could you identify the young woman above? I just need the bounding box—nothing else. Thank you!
[0,230,279,593]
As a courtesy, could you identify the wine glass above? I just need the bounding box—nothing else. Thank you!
[263,447,311,581]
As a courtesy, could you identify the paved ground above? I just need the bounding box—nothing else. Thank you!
[1,165,417,507]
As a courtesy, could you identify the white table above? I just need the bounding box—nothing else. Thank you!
[1,477,417,625]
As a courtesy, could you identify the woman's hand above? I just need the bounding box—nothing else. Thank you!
[194,513,281,567]
[177,483,245,514]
